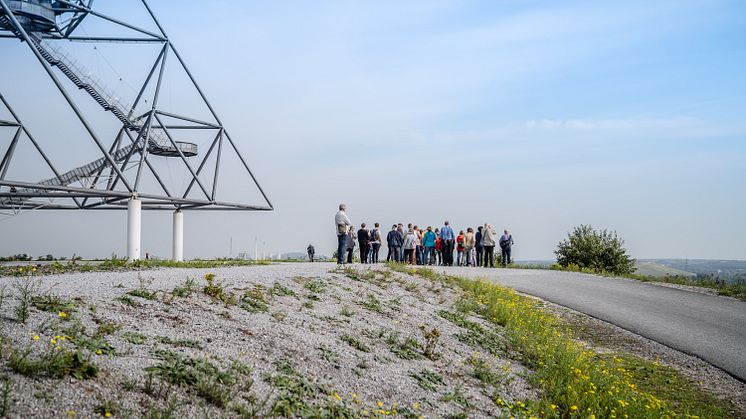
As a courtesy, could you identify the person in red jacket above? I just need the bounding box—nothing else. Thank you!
[456,230,465,266]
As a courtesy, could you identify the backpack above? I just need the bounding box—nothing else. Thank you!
[370,229,379,242]
[499,235,512,249]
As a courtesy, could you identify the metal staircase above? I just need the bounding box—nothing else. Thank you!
[5,32,198,193]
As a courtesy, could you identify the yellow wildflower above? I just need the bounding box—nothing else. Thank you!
[571,405,578,411]
[550,404,558,410]
[33,335,40,341]
[58,311,67,318]
[377,401,383,408]
[333,392,341,401]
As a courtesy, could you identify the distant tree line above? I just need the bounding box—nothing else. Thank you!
[0,254,72,262]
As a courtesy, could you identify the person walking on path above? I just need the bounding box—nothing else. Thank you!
[357,224,370,264]
[335,204,352,264]
[481,223,497,268]
[422,226,437,265]
[475,226,484,268]
[440,221,455,266]
[499,229,514,267]
[435,229,442,266]
[307,244,315,262]
[464,227,476,266]
[386,224,401,262]
[346,226,357,264]
[456,230,466,266]
[402,228,418,265]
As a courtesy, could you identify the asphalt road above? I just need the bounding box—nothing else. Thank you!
[440,266,746,382]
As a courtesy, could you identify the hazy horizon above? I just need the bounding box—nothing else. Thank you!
[1,0,745,261]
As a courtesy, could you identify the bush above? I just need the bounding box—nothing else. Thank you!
[555,224,635,274]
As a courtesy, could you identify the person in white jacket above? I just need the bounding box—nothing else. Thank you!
[402,228,418,265]
[335,204,352,264]
[481,223,497,268]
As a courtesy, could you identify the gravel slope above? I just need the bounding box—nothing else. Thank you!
[0,263,535,418]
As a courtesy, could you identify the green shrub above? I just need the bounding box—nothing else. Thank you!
[555,224,635,274]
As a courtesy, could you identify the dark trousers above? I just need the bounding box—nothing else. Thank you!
[337,234,347,264]
[483,246,495,268]
[476,246,483,267]
[371,243,381,263]
[443,239,454,266]
[346,248,354,264]
[404,249,415,264]
[501,247,511,266]
[308,253,314,262]
[359,243,369,263]
[387,245,400,262]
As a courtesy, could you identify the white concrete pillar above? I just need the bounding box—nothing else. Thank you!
[172,210,184,262]
[127,198,141,261]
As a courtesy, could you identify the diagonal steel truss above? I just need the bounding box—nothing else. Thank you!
[0,0,273,212]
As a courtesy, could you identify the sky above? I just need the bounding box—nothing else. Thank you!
[1,0,745,260]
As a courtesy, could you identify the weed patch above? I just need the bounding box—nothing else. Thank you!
[303,279,327,294]
[8,343,97,379]
[466,356,504,386]
[203,274,237,305]
[356,294,383,313]
[12,277,39,323]
[410,369,444,392]
[172,277,198,298]
[241,285,269,313]
[389,335,423,360]
[31,294,77,314]
[122,332,148,345]
[341,334,370,352]
[116,295,138,307]
[155,336,201,349]
[269,282,296,297]
[145,349,253,408]
[438,310,505,356]
[264,358,329,416]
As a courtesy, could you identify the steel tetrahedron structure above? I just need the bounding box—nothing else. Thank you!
[0,0,273,213]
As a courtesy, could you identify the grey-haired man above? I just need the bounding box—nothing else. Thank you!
[335,204,352,264]
[499,229,514,267]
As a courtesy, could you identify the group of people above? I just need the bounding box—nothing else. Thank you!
[334,204,514,267]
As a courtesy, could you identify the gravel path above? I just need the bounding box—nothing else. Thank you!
[439,266,746,381]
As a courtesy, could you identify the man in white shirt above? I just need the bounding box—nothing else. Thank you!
[335,204,352,264]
